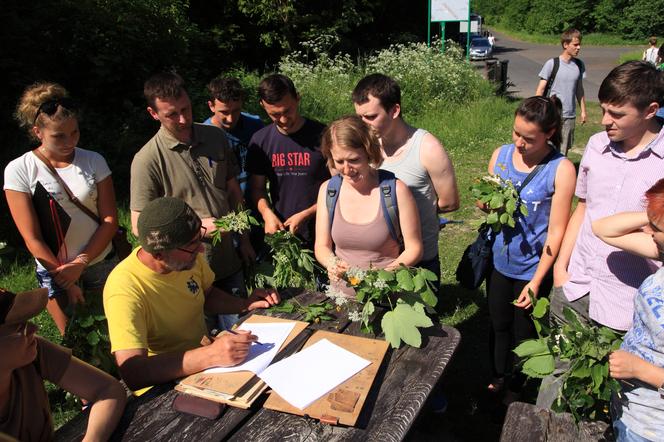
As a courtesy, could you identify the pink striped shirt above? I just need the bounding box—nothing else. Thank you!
[563,127,664,331]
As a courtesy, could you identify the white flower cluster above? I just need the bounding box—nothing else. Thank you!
[348,310,362,322]
[346,267,367,281]
[371,278,388,290]
[323,284,349,306]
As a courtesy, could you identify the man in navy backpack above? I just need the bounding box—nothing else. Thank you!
[536,28,587,156]
[352,74,459,285]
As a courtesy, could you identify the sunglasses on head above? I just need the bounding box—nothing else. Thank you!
[33,97,78,125]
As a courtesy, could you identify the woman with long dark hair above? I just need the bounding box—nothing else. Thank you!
[483,96,576,401]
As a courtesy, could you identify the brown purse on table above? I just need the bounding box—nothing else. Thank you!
[32,149,132,260]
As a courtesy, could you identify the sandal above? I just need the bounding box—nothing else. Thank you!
[487,377,505,393]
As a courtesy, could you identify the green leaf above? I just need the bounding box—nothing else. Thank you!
[421,287,438,307]
[507,216,516,228]
[489,193,504,209]
[413,273,425,291]
[519,204,529,216]
[378,269,395,281]
[499,213,509,225]
[571,363,591,378]
[591,364,604,391]
[514,339,549,357]
[521,354,555,377]
[396,269,414,291]
[381,303,433,348]
[79,316,94,328]
[487,211,499,224]
[562,307,584,329]
[420,268,438,281]
[505,198,516,215]
[86,331,100,346]
[531,297,549,319]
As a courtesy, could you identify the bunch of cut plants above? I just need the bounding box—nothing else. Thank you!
[325,265,439,349]
[470,173,527,233]
[514,292,623,422]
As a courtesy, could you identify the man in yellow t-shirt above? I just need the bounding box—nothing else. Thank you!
[103,197,280,392]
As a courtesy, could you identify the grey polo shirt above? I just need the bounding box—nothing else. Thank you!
[131,123,241,280]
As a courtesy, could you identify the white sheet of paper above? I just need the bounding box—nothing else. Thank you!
[258,338,371,410]
[204,322,296,375]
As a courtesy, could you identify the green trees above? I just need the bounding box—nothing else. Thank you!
[474,0,663,39]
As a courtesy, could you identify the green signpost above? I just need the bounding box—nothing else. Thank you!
[427,0,471,58]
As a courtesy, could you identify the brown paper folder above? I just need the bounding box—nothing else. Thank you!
[262,330,389,426]
[176,315,308,408]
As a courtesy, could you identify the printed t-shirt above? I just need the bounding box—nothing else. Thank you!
[130,124,241,280]
[3,148,113,265]
[103,248,212,357]
[203,112,264,193]
[246,119,329,243]
[0,337,72,442]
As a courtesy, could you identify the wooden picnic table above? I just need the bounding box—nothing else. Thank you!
[55,289,460,441]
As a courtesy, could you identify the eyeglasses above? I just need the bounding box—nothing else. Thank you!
[33,98,78,125]
[176,226,207,254]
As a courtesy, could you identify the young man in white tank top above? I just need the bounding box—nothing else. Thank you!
[352,74,460,285]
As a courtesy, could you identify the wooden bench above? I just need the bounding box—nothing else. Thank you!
[56,290,461,441]
[500,402,612,442]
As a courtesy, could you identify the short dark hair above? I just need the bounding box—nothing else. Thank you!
[598,61,664,110]
[207,77,245,103]
[144,72,186,109]
[561,28,582,48]
[258,74,298,104]
[351,74,401,112]
[515,96,563,150]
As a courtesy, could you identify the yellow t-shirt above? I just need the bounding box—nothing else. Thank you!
[103,248,213,356]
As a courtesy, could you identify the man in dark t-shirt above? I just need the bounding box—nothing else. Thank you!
[246,74,329,246]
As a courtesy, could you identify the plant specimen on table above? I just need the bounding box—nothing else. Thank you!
[211,208,260,245]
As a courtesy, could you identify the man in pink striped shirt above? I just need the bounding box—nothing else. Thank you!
[551,61,664,332]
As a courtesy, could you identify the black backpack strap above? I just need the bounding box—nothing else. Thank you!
[378,170,402,245]
[518,150,557,196]
[543,57,560,98]
[326,175,343,232]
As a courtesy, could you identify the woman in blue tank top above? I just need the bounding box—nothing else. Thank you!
[482,96,577,401]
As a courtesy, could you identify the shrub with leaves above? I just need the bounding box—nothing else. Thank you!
[250,231,320,290]
[211,208,260,245]
[514,294,623,422]
[329,266,438,349]
[61,302,116,377]
[470,174,527,233]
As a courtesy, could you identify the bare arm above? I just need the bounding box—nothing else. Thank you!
[515,159,576,308]
[313,181,349,280]
[52,176,120,288]
[57,357,126,442]
[114,332,257,391]
[553,199,586,286]
[249,174,284,234]
[283,203,317,235]
[577,80,587,124]
[5,189,61,270]
[592,211,657,259]
[202,285,280,315]
[386,180,423,269]
[610,350,664,388]
[421,134,459,212]
[130,210,140,237]
[535,79,548,96]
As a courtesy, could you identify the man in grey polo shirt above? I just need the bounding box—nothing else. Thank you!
[130,72,254,320]
[536,28,587,155]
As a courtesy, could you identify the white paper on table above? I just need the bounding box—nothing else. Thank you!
[258,338,371,410]
[204,322,296,375]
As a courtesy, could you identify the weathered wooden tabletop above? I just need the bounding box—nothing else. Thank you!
[56,289,461,442]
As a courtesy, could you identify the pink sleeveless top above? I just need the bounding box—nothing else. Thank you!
[331,197,400,269]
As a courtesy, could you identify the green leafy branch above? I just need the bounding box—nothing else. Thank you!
[267,299,335,323]
[514,292,623,422]
[338,266,438,349]
[211,208,260,245]
[62,302,116,377]
[248,231,321,290]
[470,173,527,233]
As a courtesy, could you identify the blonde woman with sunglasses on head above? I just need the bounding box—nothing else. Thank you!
[4,83,120,335]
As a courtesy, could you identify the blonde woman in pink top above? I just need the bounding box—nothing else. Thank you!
[314,115,422,284]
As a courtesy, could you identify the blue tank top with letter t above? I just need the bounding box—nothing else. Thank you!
[491,144,564,280]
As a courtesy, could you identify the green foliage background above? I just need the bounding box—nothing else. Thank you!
[473,0,664,39]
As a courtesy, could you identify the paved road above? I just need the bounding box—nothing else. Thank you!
[488,30,638,101]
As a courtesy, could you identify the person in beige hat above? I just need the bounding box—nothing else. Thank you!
[0,287,126,441]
